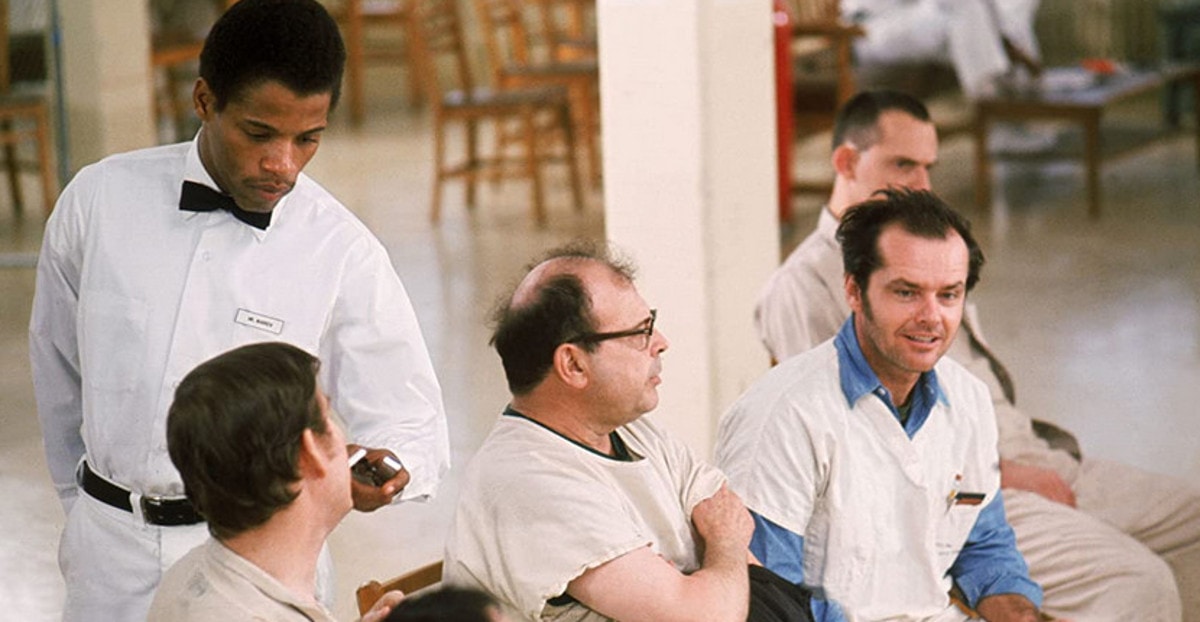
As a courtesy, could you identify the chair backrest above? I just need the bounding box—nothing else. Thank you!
[789,0,840,23]
[533,0,595,61]
[355,560,445,616]
[474,0,535,81]
[409,0,475,103]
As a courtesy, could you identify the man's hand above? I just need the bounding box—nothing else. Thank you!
[975,593,1043,621]
[348,445,410,512]
[691,484,754,556]
[999,460,1076,507]
[359,590,404,622]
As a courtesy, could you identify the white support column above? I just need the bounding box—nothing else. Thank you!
[598,0,778,457]
[59,0,156,171]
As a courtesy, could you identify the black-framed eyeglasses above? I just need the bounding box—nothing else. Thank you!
[567,309,657,350]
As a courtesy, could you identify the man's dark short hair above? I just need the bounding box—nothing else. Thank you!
[200,0,346,110]
[837,188,985,294]
[384,586,500,622]
[167,341,327,540]
[489,240,636,395]
[830,90,932,152]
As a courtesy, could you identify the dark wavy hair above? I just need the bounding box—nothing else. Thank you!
[200,0,346,110]
[489,240,635,395]
[167,341,326,540]
[837,188,985,294]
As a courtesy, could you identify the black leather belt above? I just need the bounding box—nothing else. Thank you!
[79,461,204,526]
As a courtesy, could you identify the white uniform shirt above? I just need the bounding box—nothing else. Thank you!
[717,340,1001,620]
[445,412,726,621]
[30,137,450,509]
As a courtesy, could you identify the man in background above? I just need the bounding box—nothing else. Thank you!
[755,89,1200,621]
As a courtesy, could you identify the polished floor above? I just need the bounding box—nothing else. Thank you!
[1,78,1197,620]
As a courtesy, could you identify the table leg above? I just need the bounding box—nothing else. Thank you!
[1083,112,1102,219]
[974,109,992,214]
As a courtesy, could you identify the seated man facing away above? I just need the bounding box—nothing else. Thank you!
[757,89,1199,622]
[718,189,1046,621]
[149,342,402,622]
[444,242,814,622]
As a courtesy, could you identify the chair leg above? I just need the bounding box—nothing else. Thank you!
[524,110,546,226]
[2,119,23,214]
[559,103,583,214]
[430,117,446,223]
[346,0,366,125]
[465,119,478,209]
[571,81,600,188]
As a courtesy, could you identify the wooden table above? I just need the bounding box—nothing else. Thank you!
[974,63,1200,218]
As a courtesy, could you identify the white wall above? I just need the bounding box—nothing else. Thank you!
[598,0,778,456]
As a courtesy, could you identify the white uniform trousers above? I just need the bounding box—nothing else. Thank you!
[852,0,1040,98]
[1008,458,1200,622]
[60,493,335,621]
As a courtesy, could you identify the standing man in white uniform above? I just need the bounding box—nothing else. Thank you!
[844,0,1041,97]
[719,189,1046,621]
[756,90,1198,621]
[29,1,450,620]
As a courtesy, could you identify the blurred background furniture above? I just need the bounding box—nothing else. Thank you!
[474,0,600,187]
[149,0,237,143]
[410,0,583,226]
[328,0,426,126]
[783,0,862,197]
[1159,2,1200,124]
[533,0,595,62]
[0,0,53,217]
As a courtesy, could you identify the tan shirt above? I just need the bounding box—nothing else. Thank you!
[754,209,1080,482]
[148,538,336,622]
[444,413,726,621]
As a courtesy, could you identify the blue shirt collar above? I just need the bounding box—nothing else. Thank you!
[834,315,948,438]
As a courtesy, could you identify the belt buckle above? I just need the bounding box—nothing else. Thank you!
[140,495,200,526]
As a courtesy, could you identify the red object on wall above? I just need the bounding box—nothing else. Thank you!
[773,0,794,223]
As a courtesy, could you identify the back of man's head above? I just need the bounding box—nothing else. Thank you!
[489,241,635,395]
[167,341,326,540]
[200,0,346,111]
[831,90,932,152]
[837,188,985,293]
[384,586,505,622]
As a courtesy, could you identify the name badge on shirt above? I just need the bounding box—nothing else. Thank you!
[234,308,285,335]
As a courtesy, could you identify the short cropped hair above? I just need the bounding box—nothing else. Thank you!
[384,586,500,622]
[830,90,932,151]
[167,341,326,540]
[837,188,985,293]
[490,240,636,395]
[200,0,346,110]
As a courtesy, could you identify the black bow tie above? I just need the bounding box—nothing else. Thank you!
[179,180,272,230]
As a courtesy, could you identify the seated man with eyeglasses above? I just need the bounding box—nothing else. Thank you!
[444,242,816,622]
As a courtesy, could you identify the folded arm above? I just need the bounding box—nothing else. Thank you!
[567,485,752,622]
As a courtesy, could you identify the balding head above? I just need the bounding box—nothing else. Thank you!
[491,242,635,395]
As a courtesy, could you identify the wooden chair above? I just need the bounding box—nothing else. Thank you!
[0,0,55,218]
[409,0,583,226]
[355,560,444,615]
[785,0,864,196]
[328,0,427,126]
[149,0,237,143]
[532,0,596,62]
[474,0,600,186]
